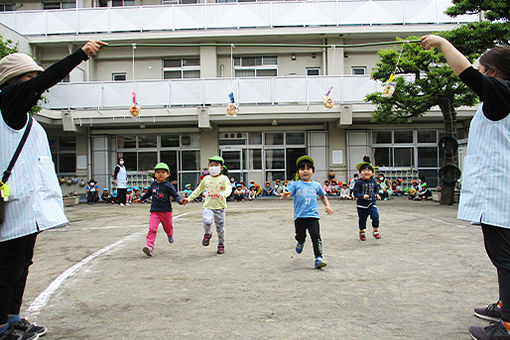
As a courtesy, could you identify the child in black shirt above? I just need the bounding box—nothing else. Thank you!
[353,157,381,241]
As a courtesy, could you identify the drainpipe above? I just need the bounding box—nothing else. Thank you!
[322,39,327,75]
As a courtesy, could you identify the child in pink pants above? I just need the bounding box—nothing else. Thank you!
[137,162,184,257]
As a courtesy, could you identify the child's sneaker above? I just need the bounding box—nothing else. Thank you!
[202,233,212,246]
[469,320,510,340]
[217,243,225,254]
[0,328,38,340]
[474,302,502,321]
[359,231,366,241]
[373,230,381,239]
[11,319,47,337]
[143,246,154,257]
[168,235,174,243]
[314,257,327,269]
[295,241,304,254]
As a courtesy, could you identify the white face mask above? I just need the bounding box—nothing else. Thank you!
[208,166,221,176]
[119,161,124,165]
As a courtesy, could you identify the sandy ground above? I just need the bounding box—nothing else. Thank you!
[20,198,496,339]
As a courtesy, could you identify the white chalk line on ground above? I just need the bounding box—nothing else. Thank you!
[25,211,195,319]
[25,206,284,319]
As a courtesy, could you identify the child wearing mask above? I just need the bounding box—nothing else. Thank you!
[183,156,232,254]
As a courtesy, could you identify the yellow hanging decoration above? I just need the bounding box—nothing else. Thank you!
[382,73,396,97]
[130,92,141,118]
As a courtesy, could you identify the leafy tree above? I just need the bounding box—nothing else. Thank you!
[366,36,477,204]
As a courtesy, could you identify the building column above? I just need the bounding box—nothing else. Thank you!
[200,46,217,78]
[326,38,345,75]
[200,126,219,169]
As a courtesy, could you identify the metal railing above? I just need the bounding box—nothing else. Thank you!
[43,75,382,110]
[0,0,477,36]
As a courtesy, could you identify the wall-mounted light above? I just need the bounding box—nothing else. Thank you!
[272,120,278,126]
[291,54,296,61]
[312,53,316,59]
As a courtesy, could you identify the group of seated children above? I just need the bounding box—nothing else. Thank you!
[322,179,353,200]
[96,185,151,204]
[226,177,288,201]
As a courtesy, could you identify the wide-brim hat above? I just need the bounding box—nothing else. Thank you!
[356,161,374,172]
[0,53,44,86]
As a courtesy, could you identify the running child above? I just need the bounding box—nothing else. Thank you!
[137,162,183,257]
[353,157,382,241]
[281,155,333,269]
[182,156,232,254]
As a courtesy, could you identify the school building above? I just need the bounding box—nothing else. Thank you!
[0,0,479,192]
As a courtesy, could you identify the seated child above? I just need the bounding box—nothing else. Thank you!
[274,179,284,197]
[182,183,193,198]
[126,188,134,205]
[416,178,432,200]
[132,186,141,201]
[248,185,256,200]
[323,180,334,196]
[233,184,245,202]
[407,180,419,200]
[340,184,351,199]
[101,188,111,203]
[263,181,274,196]
[86,179,99,204]
[111,190,118,204]
[393,179,403,196]
[330,180,339,196]
[141,187,151,203]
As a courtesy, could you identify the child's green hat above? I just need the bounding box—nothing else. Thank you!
[296,155,314,166]
[356,161,374,172]
[207,155,224,164]
[154,162,170,172]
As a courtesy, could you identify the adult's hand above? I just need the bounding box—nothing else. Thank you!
[81,40,108,57]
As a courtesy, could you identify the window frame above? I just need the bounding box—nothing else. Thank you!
[233,56,278,78]
[163,57,201,80]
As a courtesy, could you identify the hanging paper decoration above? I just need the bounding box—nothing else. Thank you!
[130,92,141,118]
[382,73,396,97]
[323,86,334,109]
[226,92,238,117]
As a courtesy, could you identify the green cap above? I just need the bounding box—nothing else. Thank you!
[154,162,170,172]
[356,161,374,172]
[207,155,225,165]
[296,155,314,166]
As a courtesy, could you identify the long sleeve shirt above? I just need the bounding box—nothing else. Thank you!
[140,181,182,212]
[353,178,379,208]
[188,175,231,209]
[1,48,89,130]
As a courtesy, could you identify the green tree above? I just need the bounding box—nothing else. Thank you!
[365,36,478,205]
[0,35,43,115]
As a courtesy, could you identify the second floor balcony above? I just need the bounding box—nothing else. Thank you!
[0,0,477,36]
[43,75,385,111]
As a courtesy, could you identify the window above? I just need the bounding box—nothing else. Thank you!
[306,68,320,76]
[112,0,135,6]
[48,136,76,174]
[394,147,413,167]
[163,58,200,79]
[286,132,305,145]
[394,130,413,143]
[0,4,15,11]
[373,130,392,144]
[418,130,437,143]
[234,56,278,77]
[265,133,284,145]
[351,66,366,75]
[43,1,75,9]
[112,73,127,81]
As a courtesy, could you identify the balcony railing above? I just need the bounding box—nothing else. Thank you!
[42,75,383,110]
[0,0,477,36]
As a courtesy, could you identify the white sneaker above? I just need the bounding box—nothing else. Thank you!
[119,203,125,207]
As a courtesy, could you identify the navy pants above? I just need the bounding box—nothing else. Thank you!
[481,223,510,322]
[0,233,37,324]
[357,205,379,230]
